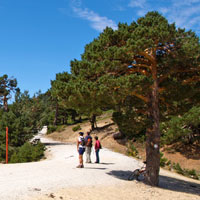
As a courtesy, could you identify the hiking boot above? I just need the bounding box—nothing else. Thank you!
[76,164,84,168]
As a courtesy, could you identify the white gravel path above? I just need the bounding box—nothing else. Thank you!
[0,136,141,200]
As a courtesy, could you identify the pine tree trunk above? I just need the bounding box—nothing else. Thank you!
[71,112,76,122]
[90,114,96,130]
[65,113,68,125]
[78,116,82,122]
[3,95,8,112]
[145,71,160,186]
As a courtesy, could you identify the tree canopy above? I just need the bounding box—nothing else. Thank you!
[0,74,18,111]
[52,11,199,185]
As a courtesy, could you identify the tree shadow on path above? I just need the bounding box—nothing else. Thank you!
[159,175,200,196]
[99,162,115,165]
[107,170,200,196]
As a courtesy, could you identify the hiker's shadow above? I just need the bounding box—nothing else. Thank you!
[84,167,107,170]
[100,162,115,165]
[107,170,200,196]
[43,142,70,146]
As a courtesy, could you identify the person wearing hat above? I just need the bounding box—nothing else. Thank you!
[76,132,85,168]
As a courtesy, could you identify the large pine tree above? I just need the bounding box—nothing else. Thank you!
[0,74,18,111]
[69,12,200,185]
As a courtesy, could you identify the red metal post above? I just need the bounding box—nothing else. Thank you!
[6,127,8,164]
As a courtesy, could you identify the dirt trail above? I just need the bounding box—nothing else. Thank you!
[0,134,200,200]
[0,136,140,200]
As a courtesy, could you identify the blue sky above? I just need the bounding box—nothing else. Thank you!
[0,0,199,97]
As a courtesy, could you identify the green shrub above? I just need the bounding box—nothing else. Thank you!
[171,162,200,180]
[166,160,171,166]
[47,125,57,134]
[9,142,45,163]
[56,125,66,132]
[173,163,184,175]
[185,169,199,180]
[161,106,200,145]
[137,134,146,143]
[127,141,138,157]
[72,125,81,132]
[160,152,169,167]
[0,144,15,162]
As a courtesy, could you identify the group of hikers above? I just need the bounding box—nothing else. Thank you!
[77,131,102,168]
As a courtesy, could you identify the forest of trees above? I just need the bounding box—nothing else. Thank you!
[0,76,81,163]
[0,12,199,186]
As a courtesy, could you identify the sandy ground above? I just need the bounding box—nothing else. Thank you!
[0,135,200,200]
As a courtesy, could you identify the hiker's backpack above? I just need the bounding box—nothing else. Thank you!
[99,142,102,149]
[86,136,92,147]
[80,137,86,146]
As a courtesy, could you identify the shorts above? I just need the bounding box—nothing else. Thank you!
[78,147,85,155]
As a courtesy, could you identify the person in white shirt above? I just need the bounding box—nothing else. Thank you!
[76,132,85,168]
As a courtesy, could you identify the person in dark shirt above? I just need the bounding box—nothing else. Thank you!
[85,131,93,163]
